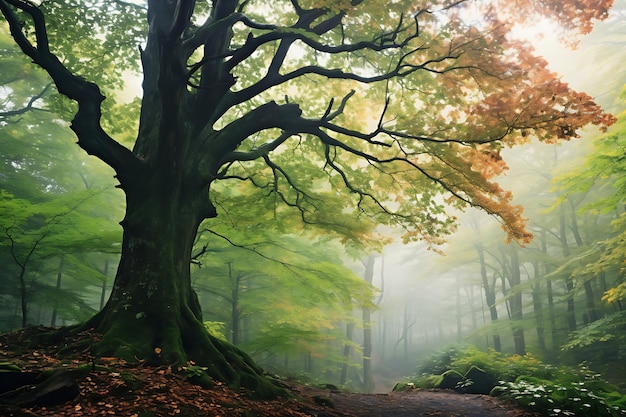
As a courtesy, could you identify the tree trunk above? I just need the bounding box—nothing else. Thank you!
[531,261,546,352]
[50,256,64,327]
[229,264,241,345]
[456,275,462,342]
[569,202,601,325]
[362,255,375,393]
[540,229,558,350]
[583,279,600,323]
[476,244,501,352]
[559,206,577,332]
[82,183,277,395]
[99,260,109,311]
[339,322,354,385]
[505,245,525,355]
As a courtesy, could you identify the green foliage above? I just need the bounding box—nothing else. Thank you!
[181,363,209,379]
[193,225,374,378]
[498,374,626,417]
[203,321,227,341]
[562,311,626,351]
[603,282,626,305]
[414,345,550,382]
[551,89,626,290]
[410,345,626,417]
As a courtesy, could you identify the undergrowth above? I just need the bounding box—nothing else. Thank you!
[408,345,626,417]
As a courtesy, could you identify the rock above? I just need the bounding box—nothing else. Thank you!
[26,370,80,406]
[0,370,79,407]
[439,370,464,390]
[462,366,495,395]
[0,371,41,394]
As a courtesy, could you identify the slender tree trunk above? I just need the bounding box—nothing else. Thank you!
[19,269,28,328]
[583,280,600,323]
[569,206,600,324]
[362,255,375,393]
[51,256,64,327]
[99,259,109,311]
[507,245,525,355]
[531,261,546,352]
[456,275,462,342]
[340,321,354,386]
[476,244,501,351]
[229,264,241,345]
[540,229,558,350]
[559,206,577,332]
[403,303,413,357]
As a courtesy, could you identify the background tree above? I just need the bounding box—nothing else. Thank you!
[0,0,614,391]
[191,218,375,384]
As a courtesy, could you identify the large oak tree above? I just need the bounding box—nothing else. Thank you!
[0,0,615,391]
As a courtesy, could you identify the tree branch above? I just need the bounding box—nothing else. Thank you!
[0,0,140,182]
[220,131,294,164]
[208,101,303,166]
[0,83,52,119]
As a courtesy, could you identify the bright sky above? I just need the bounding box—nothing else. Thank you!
[528,12,626,109]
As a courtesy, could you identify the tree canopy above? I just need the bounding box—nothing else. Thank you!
[0,0,615,243]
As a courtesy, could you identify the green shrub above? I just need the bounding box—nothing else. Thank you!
[408,345,626,416]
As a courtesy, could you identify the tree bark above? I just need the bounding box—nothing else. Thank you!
[82,178,276,395]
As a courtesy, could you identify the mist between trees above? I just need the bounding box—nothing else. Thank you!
[0,0,624,395]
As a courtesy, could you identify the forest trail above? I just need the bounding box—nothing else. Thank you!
[293,384,541,417]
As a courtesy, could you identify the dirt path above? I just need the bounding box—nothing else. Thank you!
[296,386,542,417]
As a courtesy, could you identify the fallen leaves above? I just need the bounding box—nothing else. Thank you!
[0,328,323,417]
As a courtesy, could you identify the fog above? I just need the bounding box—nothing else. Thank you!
[346,4,626,391]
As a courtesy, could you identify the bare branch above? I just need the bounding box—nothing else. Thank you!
[0,83,52,118]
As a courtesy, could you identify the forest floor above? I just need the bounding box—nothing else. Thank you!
[0,327,541,417]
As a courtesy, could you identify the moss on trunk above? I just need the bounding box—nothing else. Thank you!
[73,186,283,398]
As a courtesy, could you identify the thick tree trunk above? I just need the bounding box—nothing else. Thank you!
[82,182,277,395]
